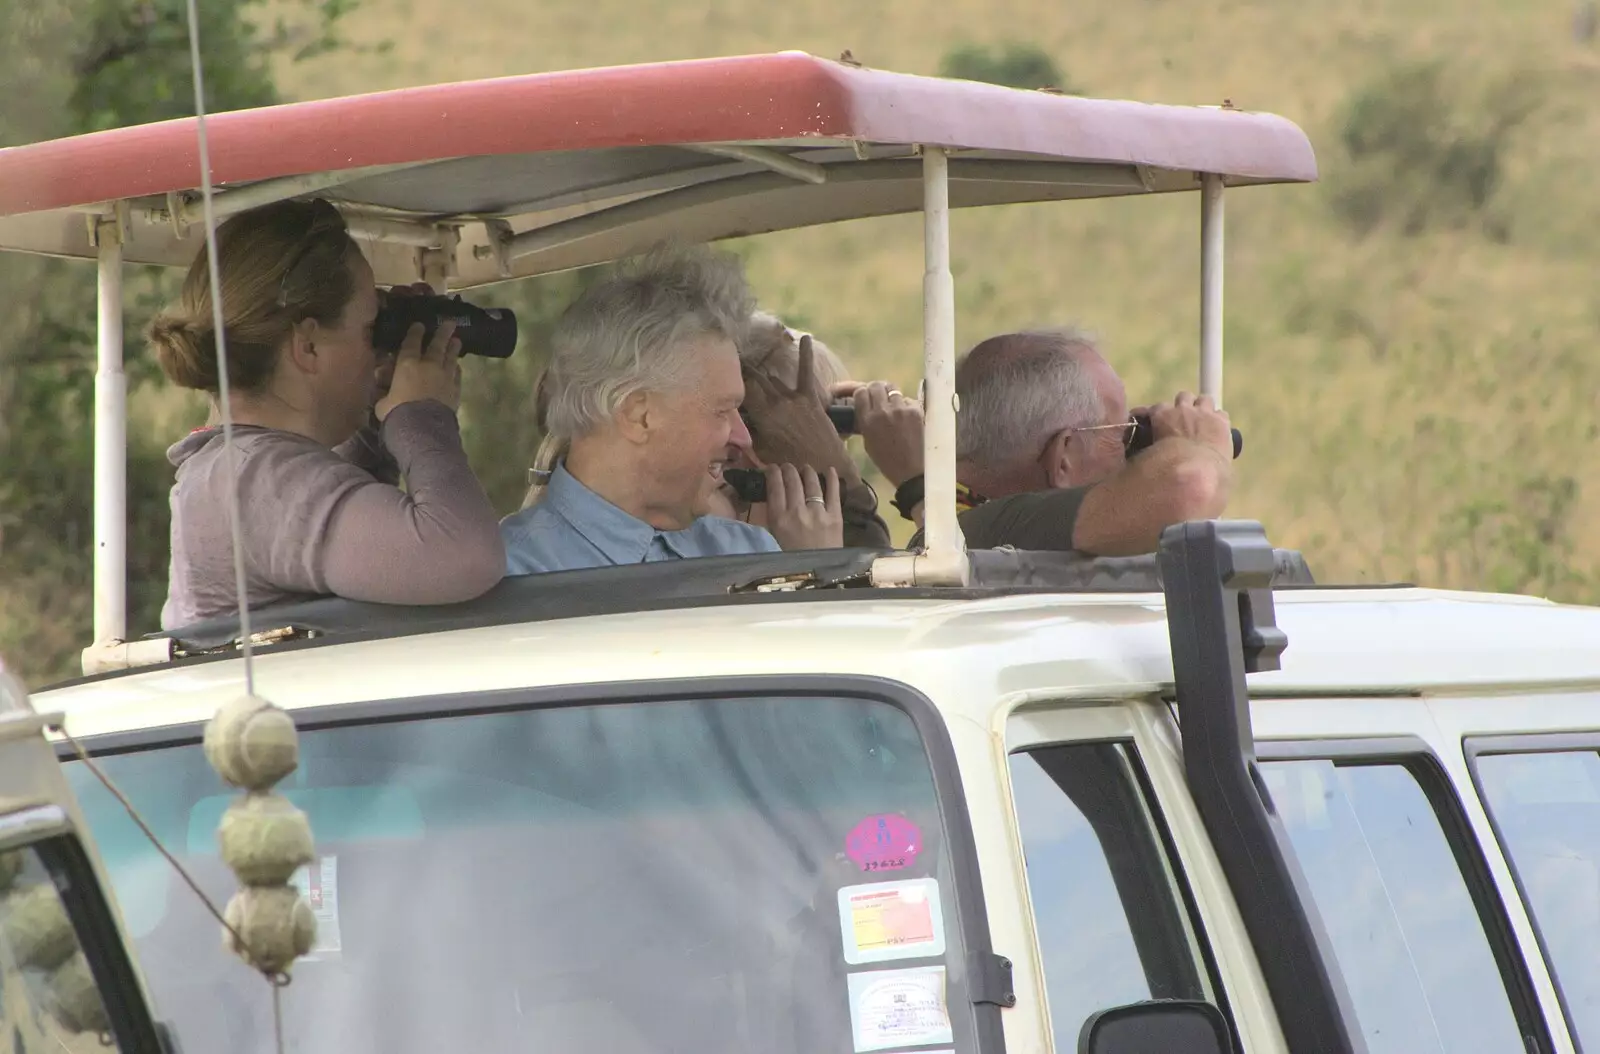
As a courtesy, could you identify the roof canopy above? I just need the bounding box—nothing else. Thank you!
[0,51,1318,286]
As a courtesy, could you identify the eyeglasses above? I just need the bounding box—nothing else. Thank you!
[1072,417,1140,449]
[1035,415,1139,466]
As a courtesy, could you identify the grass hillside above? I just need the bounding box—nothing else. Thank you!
[259,0,1600,595]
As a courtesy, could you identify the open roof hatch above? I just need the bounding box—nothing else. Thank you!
[0,51,1319,673]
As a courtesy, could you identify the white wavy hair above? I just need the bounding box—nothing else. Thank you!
[521,309,853,510]
[540,244,756,440]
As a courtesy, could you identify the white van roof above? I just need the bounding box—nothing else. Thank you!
[37,588,1600,742]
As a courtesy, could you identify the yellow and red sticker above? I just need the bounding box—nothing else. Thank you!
[838,877,946,965]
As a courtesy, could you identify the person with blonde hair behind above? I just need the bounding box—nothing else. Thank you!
[719,312,891,548]
[525,311,894,550]
[149,197,505,628]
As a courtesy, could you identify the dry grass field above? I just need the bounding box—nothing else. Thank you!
[253,0,1600,593]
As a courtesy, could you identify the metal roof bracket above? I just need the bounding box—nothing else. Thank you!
[80,636,173,677]
[171,162,436,228]
[869,547,970,588]
[689,144,828,184]
[344,213,445,248]
[165,191,190,239]
[481,219,514,279]
[84,201,128,249]
[494,159,1145,265]
[416,223,461,287]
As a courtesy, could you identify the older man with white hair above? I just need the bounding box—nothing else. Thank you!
[500,247,842,574]
[857,327,1236,555]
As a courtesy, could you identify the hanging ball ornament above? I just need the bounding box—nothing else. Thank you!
[204,694,300,791]
[217,793,314,886]
[222,885,315,976]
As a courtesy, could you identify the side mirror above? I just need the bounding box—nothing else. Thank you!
[1078,999,1232,1054]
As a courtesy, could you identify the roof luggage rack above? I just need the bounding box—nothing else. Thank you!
[63,545,1318,683]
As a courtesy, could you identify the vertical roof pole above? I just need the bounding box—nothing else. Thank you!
[1200,173,1225,405]
[874,145,969,586]
[920,146,965,565]
[92,214,126,645]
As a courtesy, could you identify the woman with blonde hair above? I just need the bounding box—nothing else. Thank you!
[149,197,505,628]
[720,312,891,548]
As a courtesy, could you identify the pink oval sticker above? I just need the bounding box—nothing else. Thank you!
[845,813,923,873]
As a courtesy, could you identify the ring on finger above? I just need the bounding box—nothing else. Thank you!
[804,496,826,506]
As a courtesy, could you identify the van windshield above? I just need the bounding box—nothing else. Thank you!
[65,691,975,1054]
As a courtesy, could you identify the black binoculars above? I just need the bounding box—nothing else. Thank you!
[1128,412,1243,459]
[372,290,518,359]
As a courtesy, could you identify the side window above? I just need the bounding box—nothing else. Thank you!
[0,837,121,1049]
[1009,742,1209,1050]
[1474,748,1600,1049]
[1260,758,1531,1054]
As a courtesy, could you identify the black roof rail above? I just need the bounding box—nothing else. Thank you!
[1158,520,1368,1054]
[46,544,1324,691]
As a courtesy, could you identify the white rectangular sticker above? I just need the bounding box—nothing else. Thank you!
[838,878,946,964]
[289,854,342,958]
[847,966,953,1052]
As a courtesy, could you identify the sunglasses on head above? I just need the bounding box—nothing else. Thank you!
[275,201,350,309]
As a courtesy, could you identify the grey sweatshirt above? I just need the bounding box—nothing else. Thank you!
[161,399,505,631]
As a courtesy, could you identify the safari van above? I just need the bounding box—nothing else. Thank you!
[3,51,1600,1054]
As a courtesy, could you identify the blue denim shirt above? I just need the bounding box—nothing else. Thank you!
[501,462,781,575]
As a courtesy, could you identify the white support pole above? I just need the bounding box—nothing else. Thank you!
[871,147,969,586]
[93,219,126,645]
[1200,173,1225,405]
[920,147,964,565]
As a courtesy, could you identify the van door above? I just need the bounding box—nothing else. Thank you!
[0,803,170,1053]
[1250,728,1556,1054]
[1004,698,1285,1054]
[1466,726,1600,1050]
[0,674,169,1054]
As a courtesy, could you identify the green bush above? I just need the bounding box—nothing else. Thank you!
[938,43,1077,93]
[1330,60,1539,238]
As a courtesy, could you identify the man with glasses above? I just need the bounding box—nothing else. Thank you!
[856,327,1235,554]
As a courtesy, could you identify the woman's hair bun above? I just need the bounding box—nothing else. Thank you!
[148,313,219,391]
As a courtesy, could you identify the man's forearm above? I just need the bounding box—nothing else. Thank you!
[1071,439,1233,555]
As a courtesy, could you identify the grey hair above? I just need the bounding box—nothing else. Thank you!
[739,311,850,391]
[955,327,1106,467]
[525,307,838,507]
[541,245,756,439]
